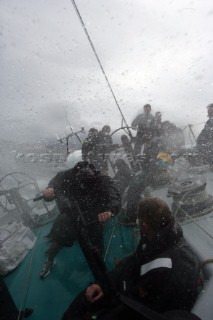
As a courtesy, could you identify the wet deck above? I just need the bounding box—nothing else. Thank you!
[4,219,136,320]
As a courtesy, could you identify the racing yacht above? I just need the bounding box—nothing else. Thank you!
[1,123,213,320]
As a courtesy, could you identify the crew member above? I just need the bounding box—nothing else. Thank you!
[150,111,163,138]
[82,128,99,168]
[112,159,133,196]
[40,161,121,279]
[131,104,154,157]
[62,197,201,320]
[197,103,213,165]
[97,125,115,174]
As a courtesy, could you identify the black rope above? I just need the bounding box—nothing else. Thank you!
[70,0,133,140]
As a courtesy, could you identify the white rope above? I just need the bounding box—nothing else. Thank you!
[103,217,118,262]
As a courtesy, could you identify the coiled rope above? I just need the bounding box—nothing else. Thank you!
[173,188,209,207]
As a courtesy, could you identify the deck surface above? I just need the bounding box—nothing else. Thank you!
[4,219,135,320]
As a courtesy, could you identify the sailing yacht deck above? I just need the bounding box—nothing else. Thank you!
[4,219,135,320]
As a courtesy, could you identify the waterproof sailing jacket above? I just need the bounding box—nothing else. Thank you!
[109,219,201,312]
[48,166,121,222]
[131,113,154,137]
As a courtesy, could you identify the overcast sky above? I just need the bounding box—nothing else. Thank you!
[0,0,213,143]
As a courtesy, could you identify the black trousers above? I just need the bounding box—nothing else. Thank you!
[0,277,19,320]
[61,290,143,320]
[49,213,104,251]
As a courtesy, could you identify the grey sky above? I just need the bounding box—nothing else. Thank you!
[0,0,213,142]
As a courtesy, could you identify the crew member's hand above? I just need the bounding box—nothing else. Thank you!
[98,211,112,223]
[85,284,104,303]
[42,187,55,200]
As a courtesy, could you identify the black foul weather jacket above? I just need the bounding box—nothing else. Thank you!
[109,218,201,313]
[48,168,121,223]
[197,118,213,148]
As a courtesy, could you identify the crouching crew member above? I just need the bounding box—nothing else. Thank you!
[40,161,121,279]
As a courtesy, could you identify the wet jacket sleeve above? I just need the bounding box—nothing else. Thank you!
[48,171,66,189]
[47,171,71,201]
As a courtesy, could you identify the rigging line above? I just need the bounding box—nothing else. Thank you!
[70,0,133,139]
[103,216,118,262]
